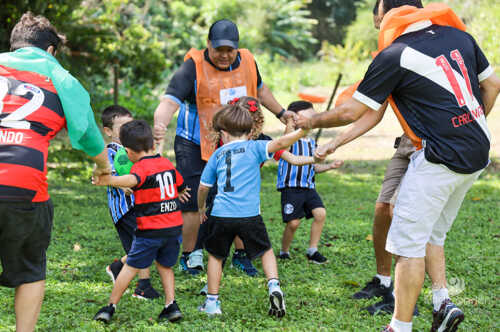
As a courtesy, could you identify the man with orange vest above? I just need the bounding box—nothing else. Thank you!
[0,12,111,332]
[153,19,294,276]
[296,1,500,331]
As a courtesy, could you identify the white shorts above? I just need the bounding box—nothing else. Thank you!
[386,149,483,258]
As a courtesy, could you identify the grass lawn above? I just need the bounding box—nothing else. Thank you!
[0,159,498,331]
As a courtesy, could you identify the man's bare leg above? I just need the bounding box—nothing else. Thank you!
[373,202,393,276]
[182,211,200,253]
[15,280,45,332]
[393,256,425,322]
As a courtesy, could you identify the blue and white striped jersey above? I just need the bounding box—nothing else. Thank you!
[106,142,134,224]
[277,137,316,190]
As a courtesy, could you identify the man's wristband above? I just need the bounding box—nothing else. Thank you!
[276,108,286,119]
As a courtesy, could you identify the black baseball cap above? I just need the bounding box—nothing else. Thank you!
[208,19,239,49]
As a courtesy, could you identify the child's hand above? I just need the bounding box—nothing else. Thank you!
[313,153,325,163]
[120,187,133,195]
[178,186,191,204]
[92,174,112,186]
[328,160,344,170]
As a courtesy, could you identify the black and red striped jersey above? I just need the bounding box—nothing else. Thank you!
[0,65,66,202]
[131,154,185,237]
[355,22,492,174]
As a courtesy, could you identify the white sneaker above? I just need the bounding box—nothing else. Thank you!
[187,249,204,270]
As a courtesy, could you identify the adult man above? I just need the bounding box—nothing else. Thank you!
[0,12,110,332]
[317,0,419,316]
[297,2,500,331]
[154,19,292,275]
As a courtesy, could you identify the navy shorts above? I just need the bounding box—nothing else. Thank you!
[114,210,137,254]
[126,235,180,269]
[174,136,206,212]
[0,200,53,288]
[280,188,324,222]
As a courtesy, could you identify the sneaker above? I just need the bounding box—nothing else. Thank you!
[364,292,419,316]
[278,252,291,260]
[381,325,395,332]
[198,299,222,315]
[179,255,201,275]
[306,251,328,264]
[430,299,464,332]
[231,251,258,277]
[105,260,123,284]
[187,249,204,270]
[158,300,183,322]
[133,284,161,300]
[199,284,208,296]
[93,304,115,323]
[352,277,392,300]
[269,290,286,318]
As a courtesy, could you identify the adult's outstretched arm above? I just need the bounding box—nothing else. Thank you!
[258,83,294,123]
[153,97,180,153]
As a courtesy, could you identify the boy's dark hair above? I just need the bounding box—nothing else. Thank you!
[101,105,132,129]
[10,12,66,52]
[287,100,313,113]
[375,0,423,15]
[119,120,154,152]
[213,104,253,137]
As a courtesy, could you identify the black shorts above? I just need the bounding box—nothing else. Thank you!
[0,200,53,288]
[280,188,324,222]
[204,216,272,260]
[114,210,137,254]
[174,136,206,212]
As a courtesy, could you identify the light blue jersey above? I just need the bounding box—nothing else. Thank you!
[200,140,272,218]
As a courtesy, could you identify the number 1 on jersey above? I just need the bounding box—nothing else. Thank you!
[223,150,235,192]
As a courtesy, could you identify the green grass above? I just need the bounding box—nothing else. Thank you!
[0,161,498,331]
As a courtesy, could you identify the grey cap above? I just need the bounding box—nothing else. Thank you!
[208,19,239,49]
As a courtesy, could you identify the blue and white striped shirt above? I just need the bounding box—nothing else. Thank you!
[277,138,316,190]
[106,142,134,223]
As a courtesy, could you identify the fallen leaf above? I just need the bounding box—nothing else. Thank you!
[73,243,81,251]
[344,280,360,287]
[366,234,373,241]
[471,197,482,201]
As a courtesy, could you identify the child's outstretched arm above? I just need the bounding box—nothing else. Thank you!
[314,160,344,173]
[279,151,315,166]
[93,174,138,188]
[268,129,309,154]
[197,184,210,224]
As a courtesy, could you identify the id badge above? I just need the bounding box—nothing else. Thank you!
[219,86,247,105]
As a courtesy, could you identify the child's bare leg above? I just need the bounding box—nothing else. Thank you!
[261,249,279,280]
[109,264,139,304]
[281,219,301,252]
[234,236,244,250]
[309,208,326,249]
[207,254,224,295]
[120,255,127,264]
[155,262,175,305]
[138,267,150,279]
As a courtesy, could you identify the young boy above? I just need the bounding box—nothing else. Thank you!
[197,103,310,317]
[277,101,342,264]
[93,120,190,323]
[101,105,160,299]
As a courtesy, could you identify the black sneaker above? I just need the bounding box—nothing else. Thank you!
[268,290,286,318]
[158,300,183,322]
[352,277,392,299]
[364,292,419,316]
[278,252,291,260]
[105,260,123,284]
[93,304,115,323]
[430,299,464,332]
[133,284,161,300]
[306,251,328,264]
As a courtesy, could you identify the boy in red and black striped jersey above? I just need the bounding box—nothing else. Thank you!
[92,120,190,324]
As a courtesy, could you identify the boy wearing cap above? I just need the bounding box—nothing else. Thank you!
[153,19,293,275]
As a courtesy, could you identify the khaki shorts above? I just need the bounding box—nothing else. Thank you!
[376,135,416,204]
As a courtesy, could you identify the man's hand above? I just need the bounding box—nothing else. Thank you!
[295,113,313,130]
[92,174,112,186]
[327,160,344,170]
[199,207,208,224]
[315,142,337,160]
[93,164,112,178]
[178,186,191,204]
[280,110,296,124]
[154,123,167,153]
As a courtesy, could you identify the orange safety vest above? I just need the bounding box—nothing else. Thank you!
[185,48,258,161]
[336,3,466,149]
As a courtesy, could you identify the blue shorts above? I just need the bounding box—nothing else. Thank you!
[126,235,180,269]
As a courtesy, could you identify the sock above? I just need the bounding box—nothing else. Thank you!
[375,274,392,288]
[165,300,174,308]
[138,278,151,289]
[109,303,116,309]
[267,278,281,295]
[207,294,219,302]
[279,250,289,256]
[390,317,412,332]
[432,287,449,311]
[306,247,318,256]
